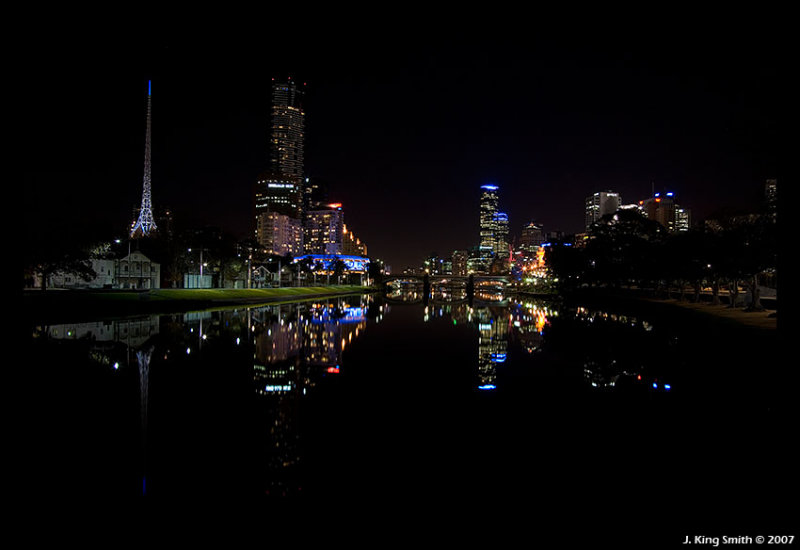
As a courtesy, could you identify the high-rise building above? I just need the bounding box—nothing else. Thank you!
[254,79,308,252]
[305,204,344,255]
[641,192,690,232]
[494,212,509,257]
[269,79,305,180]
[303,176,329,213]
[254,173,303,220]
[585,191,621,232]
[479,184,500,256]
[256,211,304,256]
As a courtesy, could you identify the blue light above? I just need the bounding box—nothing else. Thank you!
[491,353,507,363]
[481,184,499,190]
[148,80,151,96]
[664,384,672,391]
[478,384,496,390]
[652,382,658,389]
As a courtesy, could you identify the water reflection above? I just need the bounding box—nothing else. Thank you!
[249,296,379,496]
[31,288,685,496]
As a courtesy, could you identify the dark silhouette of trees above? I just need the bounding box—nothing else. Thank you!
[548,207,776,312]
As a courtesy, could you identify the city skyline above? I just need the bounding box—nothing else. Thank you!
[22,20,780,269]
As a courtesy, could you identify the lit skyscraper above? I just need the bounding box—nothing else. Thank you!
[269,79,305,179]
[585,191,621,232]
[479,185,499,255]
[255,79,307,252]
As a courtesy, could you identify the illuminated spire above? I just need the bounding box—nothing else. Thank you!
[131,80,157,238]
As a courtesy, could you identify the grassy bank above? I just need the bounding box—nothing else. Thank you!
[23,285,376,323]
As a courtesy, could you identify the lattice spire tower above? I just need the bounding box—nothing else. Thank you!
[131,80,157,238]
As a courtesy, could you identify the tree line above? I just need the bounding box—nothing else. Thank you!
[545,208,777,312]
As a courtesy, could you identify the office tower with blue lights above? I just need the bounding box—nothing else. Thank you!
[475,184,509,273]
[480,184,500,256]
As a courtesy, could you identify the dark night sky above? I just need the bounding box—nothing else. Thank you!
[22,12,782,270]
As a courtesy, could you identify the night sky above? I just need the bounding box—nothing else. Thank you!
[22,14,781,270]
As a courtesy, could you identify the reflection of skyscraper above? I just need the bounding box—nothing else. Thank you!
[475,307,508,390]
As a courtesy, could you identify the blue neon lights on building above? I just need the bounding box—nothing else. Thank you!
[292,254,370,272]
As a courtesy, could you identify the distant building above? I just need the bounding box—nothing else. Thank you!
[641,192,690,232]
[494,212,509,257]
[479,184,500,257]
[342,223,367,256]
[520,222,545,257]
[765,178,777,220]
[451,250,468,277]
[585,191,621,232]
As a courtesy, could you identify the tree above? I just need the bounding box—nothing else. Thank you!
[583,210,666,289]
[25,238,97,291]
[332,259,347,285]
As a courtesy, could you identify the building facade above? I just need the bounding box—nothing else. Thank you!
[256,211,304,256]
[116,251,160,289]
[342,223,367,256]
[585,191,621,232]
[305,204,344,255]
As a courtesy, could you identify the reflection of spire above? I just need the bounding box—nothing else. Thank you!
[137,345,153,495]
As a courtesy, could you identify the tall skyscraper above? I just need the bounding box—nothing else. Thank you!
[585,191,621,232]
[479,185,499,256]
[255,79,307,252]
[494,212,509,256]
[131,80,157,238]
[270,79,305,179]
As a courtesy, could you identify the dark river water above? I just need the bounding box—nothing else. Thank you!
[22,289,792,514]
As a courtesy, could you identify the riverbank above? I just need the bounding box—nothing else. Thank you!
[562,287,777,331]
[23,285,376,324]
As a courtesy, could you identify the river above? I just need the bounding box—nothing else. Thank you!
[22,288,791,510]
